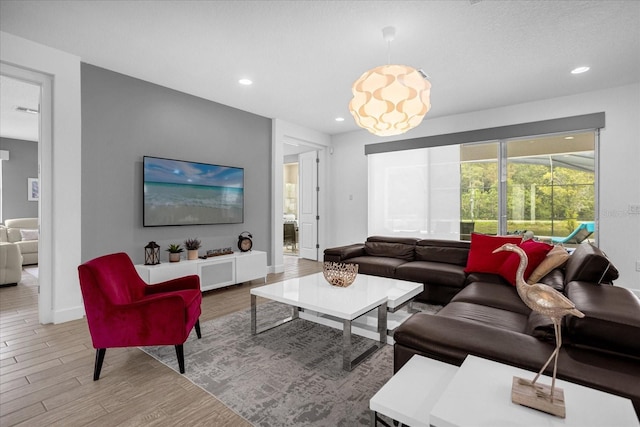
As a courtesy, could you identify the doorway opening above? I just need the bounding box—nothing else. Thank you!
[283,162,299,255]
[282,139,322,261]
[1,64,52,323]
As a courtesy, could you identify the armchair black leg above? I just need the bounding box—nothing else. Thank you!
[195,319,201,339]
[175,344,185,374]
[93,348,106,381]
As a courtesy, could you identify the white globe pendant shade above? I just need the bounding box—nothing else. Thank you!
[349,64,431,136]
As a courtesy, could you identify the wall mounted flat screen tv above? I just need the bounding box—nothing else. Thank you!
[143,156,244,226]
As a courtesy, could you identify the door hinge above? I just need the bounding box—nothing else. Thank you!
[316,244,320,249]
[316,215,320,220]
[316,186,320,192]
[316,157,320,163]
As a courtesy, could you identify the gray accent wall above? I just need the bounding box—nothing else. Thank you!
[81,64,271,265]
[0,137,38,220]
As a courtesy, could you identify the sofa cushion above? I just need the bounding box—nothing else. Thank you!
[395,261,467,289]
[415,239,470,266]
[367,236,420,245]
[564,242,619,284]
[4,218,38,229]
[527,245,570,284]
[19,229,39,241]
[464,272,508,286]
[437,301,529,334]
[6,228,23,243]
[364,241,415,261]
[451,281,530,315]
[15,240,38,254]
[464,233,522,274]
[344,256,407,277]
[393,313,560,372]
[497,239,552,286]
[565,281,640,356]
[535,268,565,293]
[525,311,556,343]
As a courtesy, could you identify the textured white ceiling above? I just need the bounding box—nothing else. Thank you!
[1,0,639,139]
[0,76,40,141]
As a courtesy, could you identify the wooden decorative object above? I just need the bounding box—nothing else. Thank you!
[512,377,566,418]
[322,262,358,287]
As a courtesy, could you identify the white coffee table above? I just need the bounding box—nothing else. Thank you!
[371,354,639,427]
[250,272,423,371]
[370,355,458,427]
[430,355,640,427]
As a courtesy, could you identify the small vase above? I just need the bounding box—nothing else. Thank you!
[169,253,181,263]
[187,249,199,260]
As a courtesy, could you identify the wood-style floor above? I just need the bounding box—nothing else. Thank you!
[0,256,323,426]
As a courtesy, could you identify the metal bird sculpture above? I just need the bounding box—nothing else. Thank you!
[493,243,584,403]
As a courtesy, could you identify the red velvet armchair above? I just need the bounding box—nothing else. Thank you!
[78,252,202,380]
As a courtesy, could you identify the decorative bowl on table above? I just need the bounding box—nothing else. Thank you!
[322,262,358,287]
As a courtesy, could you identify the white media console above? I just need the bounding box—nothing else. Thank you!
[135,250,267,292]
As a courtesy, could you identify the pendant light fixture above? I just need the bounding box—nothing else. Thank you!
[349,26,431,137]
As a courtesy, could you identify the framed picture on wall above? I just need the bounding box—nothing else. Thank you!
[27,178,39,201]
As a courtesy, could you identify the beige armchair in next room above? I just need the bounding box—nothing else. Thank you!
[2,218,39,265]
[0,242,22,285]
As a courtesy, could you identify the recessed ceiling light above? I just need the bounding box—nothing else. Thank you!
[238,78,253,86]
[335,117,345,122]
[564,136,575,140]
[571,66,590,74]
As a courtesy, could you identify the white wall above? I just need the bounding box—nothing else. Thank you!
[1,32,83,323]
[329,84,640,293]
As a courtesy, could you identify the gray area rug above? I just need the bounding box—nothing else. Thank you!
[143,302,440,426]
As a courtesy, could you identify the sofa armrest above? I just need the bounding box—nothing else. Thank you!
[394,313,555,371]
[323,244,365,262]
[565,280,640,356]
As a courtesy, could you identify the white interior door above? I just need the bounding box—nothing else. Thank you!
[298,150,318,260]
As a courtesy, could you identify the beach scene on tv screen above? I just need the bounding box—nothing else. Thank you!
[144,157,244,226]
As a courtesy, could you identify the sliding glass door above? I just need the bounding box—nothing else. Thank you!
[505,132,595,243]
[370,130,597,245]
[460,142,500,237]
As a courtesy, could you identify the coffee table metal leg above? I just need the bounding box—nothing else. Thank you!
[251,294,300,335]
[370,409,396,427]
[343,319,353,370]
[378,302,387,343]
[343,302,388,371]
[251,294,257,334]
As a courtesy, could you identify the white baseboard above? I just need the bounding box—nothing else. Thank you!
[53,305,85,324]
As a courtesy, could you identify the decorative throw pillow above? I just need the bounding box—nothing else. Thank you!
[19,229,39,241]
[464,233,522,275]
[498,239,553,286]
[527,245,570,284]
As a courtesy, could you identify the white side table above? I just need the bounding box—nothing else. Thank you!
[369,355,457,427]
[430,355,639,427]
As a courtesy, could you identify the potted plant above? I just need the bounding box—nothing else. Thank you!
[166,244,184,262]
[184,238,201,260]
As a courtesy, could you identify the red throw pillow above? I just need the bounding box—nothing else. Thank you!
[464,233,523,275]
[498,239,553,286]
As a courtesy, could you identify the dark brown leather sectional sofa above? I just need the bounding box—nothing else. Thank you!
[324,236,640,416]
